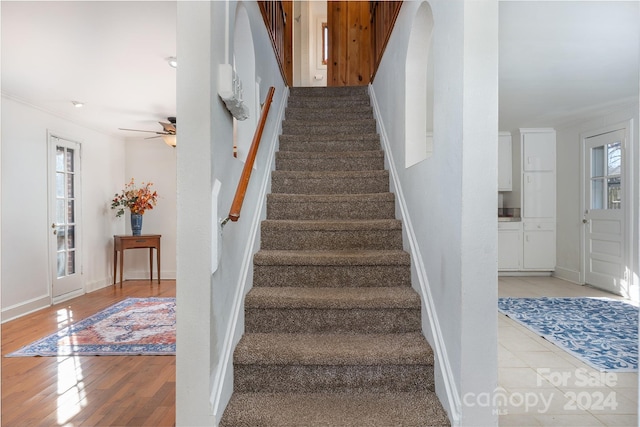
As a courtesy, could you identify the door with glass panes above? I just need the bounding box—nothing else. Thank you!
[583,128,625,294]
[49,135,83,301]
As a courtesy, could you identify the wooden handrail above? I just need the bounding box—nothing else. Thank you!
[224,86,276,225]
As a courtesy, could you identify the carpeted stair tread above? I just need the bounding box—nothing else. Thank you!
[281,123,377,136]
[245,287,420,309]
[276,150,384,159]
[261,219,402,231]
[234,332,433,366]
[280,132,380,143]
[283,118,376,128]
[254,249,410,266]
[279,136,381,153]
[272,170,388,178]
[289,85,369,96]
[285,106,373,121]
[287,97,371,109]
[220,391,450,427]
[271,170,389,194]
[260,219,402,250]
[266,193,396,220]
[267,193,395,202]
[276,150,384,171]
[253,264,412,288]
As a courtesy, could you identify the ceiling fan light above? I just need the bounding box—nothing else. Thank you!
[162,134,177,147]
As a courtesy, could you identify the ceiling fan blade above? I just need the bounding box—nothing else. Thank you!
[144,135,163,140]
[159,121,176,133]
[118,128,163,134]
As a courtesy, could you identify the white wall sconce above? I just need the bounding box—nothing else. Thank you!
[218,64,249,121]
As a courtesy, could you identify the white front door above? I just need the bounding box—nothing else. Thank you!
[49,135,83,302]
[582,128,626,295]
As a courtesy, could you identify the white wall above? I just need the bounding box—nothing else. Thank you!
[176,1,286,424]
[555,103,639,299]
[1,95,126,321]
[372,0,498,425]
[122,138,177,280]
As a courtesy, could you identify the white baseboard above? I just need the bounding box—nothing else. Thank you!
[369,85,461,426]
[86,278,114,293]
[499,271,552,277]
[552,267,582,284]
[113,270,177,282]
[1,295,51,323]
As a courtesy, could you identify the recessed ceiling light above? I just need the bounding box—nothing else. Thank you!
[71,101,84,108]
[167,57,177,68]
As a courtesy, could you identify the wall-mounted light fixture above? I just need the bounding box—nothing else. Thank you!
[218,64,249,121]
[167,57,177,68]
[71,101,84,108]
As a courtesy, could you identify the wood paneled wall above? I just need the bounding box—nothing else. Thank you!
[327,1,372,87]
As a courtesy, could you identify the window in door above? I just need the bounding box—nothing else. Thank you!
[55,145,77,278]
[591,141,622,210]
[322,22,328,65]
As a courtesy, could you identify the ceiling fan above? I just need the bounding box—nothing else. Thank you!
[119,117,177,147]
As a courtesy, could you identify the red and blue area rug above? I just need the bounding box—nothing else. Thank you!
[7,297,175,357]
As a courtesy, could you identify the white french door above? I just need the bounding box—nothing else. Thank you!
[582,128,626,295]
[49,135,83,302]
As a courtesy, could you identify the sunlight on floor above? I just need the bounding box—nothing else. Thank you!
[56,308,87,425]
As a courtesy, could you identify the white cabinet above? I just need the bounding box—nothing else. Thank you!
[523,132,555,172]
[523,172,556,219]
[498,132,512,191]
[523,222,556,270]
[499,128,556,273]
[498,222,522,270]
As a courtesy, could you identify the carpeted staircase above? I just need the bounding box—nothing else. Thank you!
[220,86,449,426]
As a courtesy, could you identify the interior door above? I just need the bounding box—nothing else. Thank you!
[327,1,371,86]
[49,135,83,302]
[583,129,625,294]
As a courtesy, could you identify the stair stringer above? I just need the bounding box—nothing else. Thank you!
[369,84,462,426]
[210,86,289,423]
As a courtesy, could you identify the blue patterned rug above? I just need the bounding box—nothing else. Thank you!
[7,297,175,357]
[498,297,638,372]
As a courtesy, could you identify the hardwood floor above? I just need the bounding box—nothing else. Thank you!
[1,280,176,427]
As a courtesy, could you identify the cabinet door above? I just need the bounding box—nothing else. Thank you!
[498,229,521,270]
[523,132,555,172]
[498,134,512,191]
[523,172,555,218]
[523,230,556,270]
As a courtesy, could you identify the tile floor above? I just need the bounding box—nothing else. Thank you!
[498,276,638,426]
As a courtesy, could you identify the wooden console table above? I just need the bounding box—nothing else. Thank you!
[113,235,161,287]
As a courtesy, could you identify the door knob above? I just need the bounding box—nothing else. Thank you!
[582,219,589,224]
